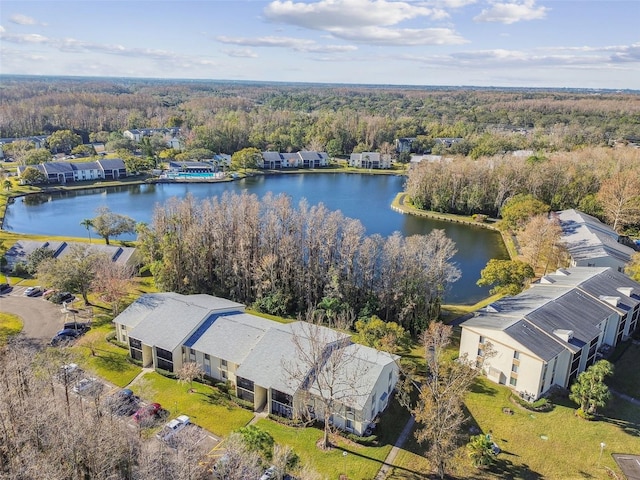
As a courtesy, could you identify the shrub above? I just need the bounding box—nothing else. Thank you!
[511,393,554,412]
[343,432,378,446]
[267,414,306,428]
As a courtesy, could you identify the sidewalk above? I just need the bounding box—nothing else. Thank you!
[375,415,415,480]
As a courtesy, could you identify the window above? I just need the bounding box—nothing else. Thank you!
[509,377,517,387]
[121,325,126,331]
[204,353,210,360]
[221,359,228,369]
[345,419,353,431]
[479,336,485,344]
[477,348,484,357]
[511,364,519,373]
[513,351,520,360]
[346,406,354,416]
[129,338,142,350]
[221,370,227,380]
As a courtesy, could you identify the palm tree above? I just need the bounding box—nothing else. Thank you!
[80,218,94,243]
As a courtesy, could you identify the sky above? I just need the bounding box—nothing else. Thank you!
[0,0,638,89]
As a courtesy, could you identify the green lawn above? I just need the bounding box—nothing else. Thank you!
[388,377,640,480]
[0,312,23,345]
[135,371,254,437]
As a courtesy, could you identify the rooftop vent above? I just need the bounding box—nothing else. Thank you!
[555,268,571,276]
[540,276,556,284]
[617,287,634,297]
[554,329,574,342]
[599,295,620,307]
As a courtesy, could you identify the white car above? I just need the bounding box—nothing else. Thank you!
[156,415,190,441]
[23,286,42,297]
[72,377,103,395]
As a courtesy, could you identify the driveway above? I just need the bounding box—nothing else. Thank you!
[0,286,69,345]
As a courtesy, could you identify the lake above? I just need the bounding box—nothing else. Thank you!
[4,173,508,304]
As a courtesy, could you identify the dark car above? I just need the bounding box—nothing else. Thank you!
[48,291,75,304]
[0,283,12,294]
[104,388,140,416]
[50,329,81,346]
[133,402,162,424]
[63,322,91,334]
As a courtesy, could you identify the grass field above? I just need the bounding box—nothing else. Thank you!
[388,374,640,480]
[608,342,640,400]
[0,312,23,345]
[135,371,254,437]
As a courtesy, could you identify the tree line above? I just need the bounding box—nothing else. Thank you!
[1,77,639,157]
[405,147,640,233]
[137,191,460,333]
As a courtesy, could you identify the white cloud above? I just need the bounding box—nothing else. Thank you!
[224,48,259,58]
[264,0,437,29]
[474,0,548,24]
[216,35,358,53]
[333,26,467,45]
[10,14,38,25]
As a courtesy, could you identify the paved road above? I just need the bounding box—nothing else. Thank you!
[0,286,68,344]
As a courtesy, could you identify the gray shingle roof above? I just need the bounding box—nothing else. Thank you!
[97,158,126,170]
[124,293,245,351]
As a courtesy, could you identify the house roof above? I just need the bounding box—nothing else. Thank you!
[123,293,245,351]
[41,162,74,175]
[4,240,137,269]
[556,209,634,264]
[297,151,328,161]
[184,312,278,365]
[309,343,398,409]
[97,158,125,170]
[461,267,638,361]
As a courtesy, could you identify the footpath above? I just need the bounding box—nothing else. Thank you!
[374,415,415,480]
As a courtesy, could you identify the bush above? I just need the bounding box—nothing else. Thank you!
[474,214,488,223]
[511,393,554,412]
[574,408,595,421]
[343,432,378,446]
[267,414,306,428]
[229,395,254,411]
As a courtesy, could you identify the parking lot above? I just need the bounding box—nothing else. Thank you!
[0,285,70,344]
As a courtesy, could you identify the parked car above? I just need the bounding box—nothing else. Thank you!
[23,286,42,297]
[63,322,91,334]
[104,388,140,416]
[72,377,103,396]
[133,402,162,423]
[50,330,80,346]
[156,415,191,441]
[0,283,12,294]
[48,291,75,304]
[56,363,83,383]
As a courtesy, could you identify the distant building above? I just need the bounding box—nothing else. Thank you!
[555,209,635,272]
[259,151,329,169]
[168,160,214,173]
[395,137,417,153]
[4,240,140,272]
[434,137,464,148]
[349,152,392,169]
[0,135,49,159]
[17,158,126,184]
[124,128,182,150]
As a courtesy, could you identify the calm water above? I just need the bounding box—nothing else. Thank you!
[4,174,508,304]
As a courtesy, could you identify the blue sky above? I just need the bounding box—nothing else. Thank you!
[1,0,638,89]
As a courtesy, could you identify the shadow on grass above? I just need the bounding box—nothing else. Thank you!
[334,445,425,478]
[197,389,245,411]
[94,351,132,371]
[489,457,544,480]
[469,377,498,396]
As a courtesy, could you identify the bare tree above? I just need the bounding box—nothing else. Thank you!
[91,257,135,315]
[283,311,371,450]
[517,214,567,273]
[211,433,263,480]
[177,361,205,393]
[410,322,477,480]
[597,164,640,232]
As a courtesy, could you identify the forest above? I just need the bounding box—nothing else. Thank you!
[137,192,460,333]
[1,75,639,158]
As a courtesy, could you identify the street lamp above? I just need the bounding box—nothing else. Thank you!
[343,451,348,478]
[598,442,606,466]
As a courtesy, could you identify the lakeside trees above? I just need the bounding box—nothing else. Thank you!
[137,192,460,332]
[405,147,640,228]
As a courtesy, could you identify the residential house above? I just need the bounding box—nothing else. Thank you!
[349,152,392,169]
[17,158,126,184]
[260,151,329,169]
[168,160,214,173]
[434,137,464,148]
[555,209,636,272]
[4,240,140,272]
[113,292,399,435]
[458,267,640,401]
[395,137,417,153]
[124,128,182,150]
[0,135,49,159]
